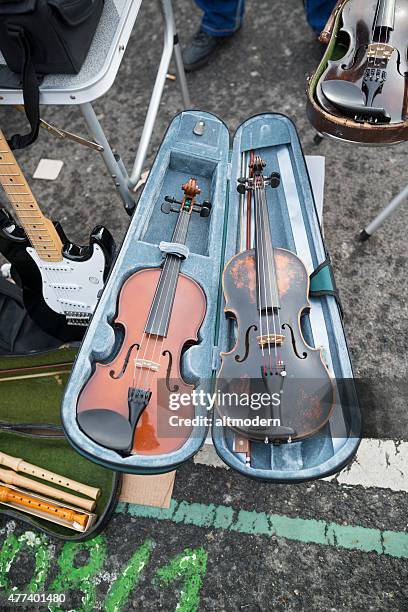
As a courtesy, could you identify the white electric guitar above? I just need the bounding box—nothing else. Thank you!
[0,129,115,342]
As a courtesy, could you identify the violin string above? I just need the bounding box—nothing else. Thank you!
[254,167,266,374]
[130,209,184,390]
[270,201,284,373]
[258,173,278,374]
[374,0,387,72]
[141,250,182,393]
[256,180,270,372]
[260,174,281,372]
[137,209,189,394]
[255,169,271,375]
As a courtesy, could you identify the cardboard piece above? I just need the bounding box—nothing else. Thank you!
[119,472,176,509]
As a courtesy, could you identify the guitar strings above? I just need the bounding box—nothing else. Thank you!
[1,154,62,312]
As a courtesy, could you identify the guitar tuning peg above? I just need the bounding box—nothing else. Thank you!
[237,183,247,195]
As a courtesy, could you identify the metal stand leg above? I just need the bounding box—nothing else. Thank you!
[173,30,191,108]
[359,184,408,240]
[80,102,136,215]
[128,0,191,189]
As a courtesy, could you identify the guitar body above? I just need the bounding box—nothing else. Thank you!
[0,208,115,342]
[308,0,408,144]
[216,248,334,441]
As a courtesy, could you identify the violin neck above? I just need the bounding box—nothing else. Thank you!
[374,0,395,34]
[253,183,280,312]
[144,210,191,338]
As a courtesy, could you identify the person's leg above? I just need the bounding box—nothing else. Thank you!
[183,0,245,72]
[196,0,245,36]
[304,0,336,35]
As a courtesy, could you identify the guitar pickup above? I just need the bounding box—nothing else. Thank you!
[134,358,160,372]
[257,334,285,347]
[66,313,90,326]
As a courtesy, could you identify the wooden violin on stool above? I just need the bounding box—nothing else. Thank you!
[216,155,334,443]
[77,179,210,456]
[308,0,408,144]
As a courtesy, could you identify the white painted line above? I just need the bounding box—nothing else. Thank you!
[194,439,408,493]
[324,439,408,493]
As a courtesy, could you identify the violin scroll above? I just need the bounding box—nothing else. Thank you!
[161,178,212,217]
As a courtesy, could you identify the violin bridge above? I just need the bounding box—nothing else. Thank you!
[257,334,285,348]
[367,43,394,60]
[134,358,160,372]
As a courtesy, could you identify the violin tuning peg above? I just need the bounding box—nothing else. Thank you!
[269,172,281,188]
[200,201,212,218]
[161,201,172,214]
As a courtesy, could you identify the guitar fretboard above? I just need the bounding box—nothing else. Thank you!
[0,131,63,262]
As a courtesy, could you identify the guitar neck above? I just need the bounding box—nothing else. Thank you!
[0,131,63,262]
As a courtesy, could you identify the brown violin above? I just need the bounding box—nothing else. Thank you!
[76,179,210,456]
[215,155,334,443]
[308,0,408,144]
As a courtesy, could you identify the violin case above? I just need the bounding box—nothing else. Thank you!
[306,0,408,146]
[0,278,121,539]
[61,110,361,481]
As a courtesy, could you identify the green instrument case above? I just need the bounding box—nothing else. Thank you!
[0,278,121,540]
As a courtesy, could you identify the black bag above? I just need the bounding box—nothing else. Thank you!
[0,275,63,355]
[0,0,104,149]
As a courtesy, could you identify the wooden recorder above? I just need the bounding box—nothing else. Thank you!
[0,483,97,532]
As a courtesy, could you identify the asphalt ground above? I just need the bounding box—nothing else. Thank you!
[0,0,408,610]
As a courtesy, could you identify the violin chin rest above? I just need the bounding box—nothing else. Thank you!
[77,409,133,452]
[321,80,391,122]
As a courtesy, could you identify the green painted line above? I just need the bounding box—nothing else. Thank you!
[116,500,408,560]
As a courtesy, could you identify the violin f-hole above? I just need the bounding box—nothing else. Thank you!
[163,349,179,393]
[235,325,257,363]
[282,324,307,359]
[110,343,140,379]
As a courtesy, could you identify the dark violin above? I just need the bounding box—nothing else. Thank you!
[76,179,210,456]
[216,155,334,443]
[310,0,408,143]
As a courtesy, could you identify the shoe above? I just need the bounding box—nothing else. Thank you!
[182,31,228,73]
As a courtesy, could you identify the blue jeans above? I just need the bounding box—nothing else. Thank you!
[196,0,245,36]
[196,1,336,37]
[304,0,337,34]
